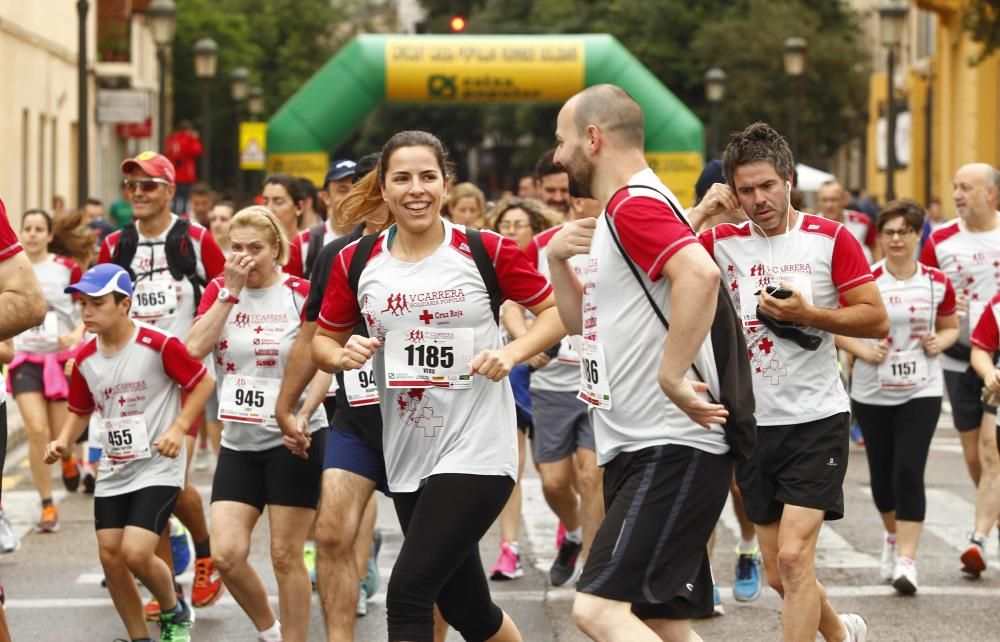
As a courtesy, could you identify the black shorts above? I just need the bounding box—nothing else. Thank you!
[737,412,850,524]
[94,486,180,534]
[578,444,731,620]
[944,368,995,432]
[10,361,68,399]
[211,430,326,511]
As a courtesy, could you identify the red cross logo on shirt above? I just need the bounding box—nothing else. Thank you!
[419,310,434,325]
[759,337,774,354]
[118,396,126,406]
[226,362,236,373]
[218,340,228,350]
[254,325,264,334]
[909,305,917,313]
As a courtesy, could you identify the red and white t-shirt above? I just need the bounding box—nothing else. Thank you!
[850,261,956,405]
[67,322,207,497]
[0,198,23,404]
[318,220,552,492]
[971,294,1000,406]
[197,274,325,451]
[14,254,82,354]
[700,212,874,426]
[285,223,339,278]
[581,169,728,465]
[920,218,1000,371]
[98,215,225,338]
[840,210,877,261]
[524,224,586,392]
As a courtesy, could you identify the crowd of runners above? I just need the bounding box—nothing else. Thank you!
[0,83,998,642]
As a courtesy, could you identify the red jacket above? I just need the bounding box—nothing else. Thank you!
[165,130,203,184]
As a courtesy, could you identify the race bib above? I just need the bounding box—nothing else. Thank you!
[100,415,151,462]
[21,311,59,350]
[556,337,582,366]
[131,279,178,320]
[384,328,474,389]
[738,272,814,328]
[343,359,379,406]
[218,375,280,424]
[577,339,612,410]
[877,349,929,389]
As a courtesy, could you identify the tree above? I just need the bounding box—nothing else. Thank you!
[963,0,1000,63]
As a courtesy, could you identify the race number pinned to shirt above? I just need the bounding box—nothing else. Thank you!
[100,416,151,462]
[131,279,178,320]
[21,311,59,349]
[577,339,612,410]
[218,375,280,424]
[344,359,380,406]
[877,349,929,389]
[738,272,814,328]
[384,328,474,389]
[557,337,582,366]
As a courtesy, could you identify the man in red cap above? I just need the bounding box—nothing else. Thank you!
[98,151,227,616]
[166,120,204,215]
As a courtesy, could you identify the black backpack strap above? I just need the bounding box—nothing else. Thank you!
[164,218,206,309]
[304,223,326,279]
[111,224,139,281]
[466,229,501,325]
[347,233,380,298]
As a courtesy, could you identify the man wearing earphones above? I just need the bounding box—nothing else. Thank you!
[697,123,888,642]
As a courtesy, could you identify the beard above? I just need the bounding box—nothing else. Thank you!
[563,148,595,199]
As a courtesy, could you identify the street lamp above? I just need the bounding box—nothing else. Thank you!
[880,2,907,201]
[230,67,250,197]
[704,67,727,160]
[147,0,176,150]
[783,36,807,159]
[192,37,218,184]
[248,86,264,121]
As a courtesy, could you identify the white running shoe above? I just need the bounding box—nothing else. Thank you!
[880,532,896,582]
[840,613,868,642]
[891,556,918,595]
[0,510,19,553]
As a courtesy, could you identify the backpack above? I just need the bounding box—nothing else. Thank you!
[111,217,207,308]
[303,223,327,280]
[347,228,501,325]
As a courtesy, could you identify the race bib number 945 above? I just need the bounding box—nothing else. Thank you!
[218,375,280,424]
[344,359,380,406]
[385,328,474,389]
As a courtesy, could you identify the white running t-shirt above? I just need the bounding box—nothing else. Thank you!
[14,254,82,354]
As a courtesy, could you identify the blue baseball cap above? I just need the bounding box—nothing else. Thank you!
[65,263,133,297]
[324,159,356,186]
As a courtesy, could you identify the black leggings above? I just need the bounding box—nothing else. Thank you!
[0,402,7,501]
[852,397,940,522]
[388,474,514,642]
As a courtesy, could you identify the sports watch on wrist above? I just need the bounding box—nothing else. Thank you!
[218,288,240,305]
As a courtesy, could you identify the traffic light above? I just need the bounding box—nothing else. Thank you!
[450,15,466,32]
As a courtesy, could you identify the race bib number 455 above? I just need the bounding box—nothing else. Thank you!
[100,416,151,462]
[384,328,474,389]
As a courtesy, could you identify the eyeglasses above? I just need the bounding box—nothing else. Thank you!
[122,178,170,193]
[498,222,532,232]
[881,227,915,238]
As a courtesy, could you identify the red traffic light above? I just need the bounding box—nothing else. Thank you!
[450,15,466,32]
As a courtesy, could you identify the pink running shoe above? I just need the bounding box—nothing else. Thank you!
[489,542,523,581]
[556,522,566,550]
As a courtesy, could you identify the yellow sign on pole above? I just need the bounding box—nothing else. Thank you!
[239,122,268,170]
[645,152,704,210]
[266,152,329,188]
[386,39,585,103]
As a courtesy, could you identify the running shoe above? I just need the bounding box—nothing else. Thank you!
[356,581,368,617]
[170,518,192,576]
[891,556,918,595]
[555,522,566,550]
[732,548,763,602]
[850,424,865,447]
[35,503,59,533]
[839,613,868,642]
[363,529,382,597]
[61,457,81,492]
[80,463,96,494]
[191,556,224,608]
[489,541,524,581]
[304,543,317,588]
[0,509,20,553]
[960,533,987,578]
[145,584,184,621]
[159,598,193,642]
[880,532,897,582]
[710,583,724,616]
[549,538,583,587]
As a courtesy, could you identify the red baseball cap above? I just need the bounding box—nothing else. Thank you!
[120,151,176,184]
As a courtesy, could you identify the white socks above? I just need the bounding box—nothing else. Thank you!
[257,620,282,642]
[564,527,583,544]
[738,537,757,553]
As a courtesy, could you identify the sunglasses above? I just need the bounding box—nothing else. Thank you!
[123,178,170,193]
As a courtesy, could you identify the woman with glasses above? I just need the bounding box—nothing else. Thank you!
[836,200,959,595]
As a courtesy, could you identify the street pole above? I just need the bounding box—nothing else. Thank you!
[886,46,896,202]
[77,0,89,209]
[201,78,212,184]
[709,102,720,160]
[157,46,168,150]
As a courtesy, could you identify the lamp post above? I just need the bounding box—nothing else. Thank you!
[77,0,89,209]
[193,37,218,185]
[248,86,264,122]
[704,67,727,160]
[147,0,176,150]
[783,36,807,160]
[880,2,907,202]
[230,67,250,198]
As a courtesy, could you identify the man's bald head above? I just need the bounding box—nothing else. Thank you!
[570,84,645,150]
[953,162,999,221]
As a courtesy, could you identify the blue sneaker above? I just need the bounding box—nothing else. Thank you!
[363,529,382,597]
[712,583,724,616]
[733,548,763,602]
[169,518,192,576]
[850,423,865,446]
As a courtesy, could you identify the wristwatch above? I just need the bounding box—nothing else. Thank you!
[218,288,240,305]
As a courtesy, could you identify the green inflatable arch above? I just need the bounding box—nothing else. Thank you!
[266,34,704,205]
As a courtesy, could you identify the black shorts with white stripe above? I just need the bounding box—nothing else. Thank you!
[577,443,731,620]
